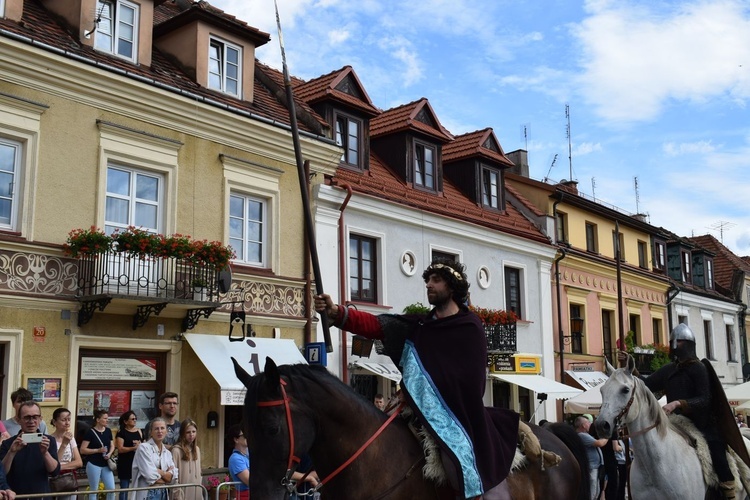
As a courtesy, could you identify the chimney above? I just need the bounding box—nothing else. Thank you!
[506,149,529,177]
[558,179,579,194]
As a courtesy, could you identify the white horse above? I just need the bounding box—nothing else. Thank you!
[595,356,750,500]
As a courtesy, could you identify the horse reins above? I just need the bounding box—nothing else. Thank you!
[257,379,406,496]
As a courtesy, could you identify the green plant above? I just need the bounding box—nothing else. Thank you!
[63,226,112,257]
[645,342,671,370]
[191,277,208,288]
[191,239,236,269]
[402,302,431,314]
[469,305,518,325]
[158,233,194,260]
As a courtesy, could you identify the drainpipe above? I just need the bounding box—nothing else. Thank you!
[334,182,354,382]
[552,198,567,416]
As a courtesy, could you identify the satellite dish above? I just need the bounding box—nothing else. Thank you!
[218,267,232,293]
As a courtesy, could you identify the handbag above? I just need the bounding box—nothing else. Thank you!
[49,472,78,492]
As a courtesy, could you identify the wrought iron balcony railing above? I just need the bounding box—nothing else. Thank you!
[485,322,517,352]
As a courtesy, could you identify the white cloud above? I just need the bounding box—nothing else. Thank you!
[573,142,602,156]
[662,140,717,156]
[327,29,350,45]
[572,0,750,123]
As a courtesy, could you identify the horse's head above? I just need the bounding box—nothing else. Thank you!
[594,355,638,439]
[233,356,318,498]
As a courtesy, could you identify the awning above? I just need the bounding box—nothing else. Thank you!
[724,381,750,407]
[184,334,307,405]
[565,370,609,390]
[565,384,667,415]
[490,374,582,400]
[352,359,402,382]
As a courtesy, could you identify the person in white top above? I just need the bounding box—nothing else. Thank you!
[131,417,177,500]
[50,408,82,499]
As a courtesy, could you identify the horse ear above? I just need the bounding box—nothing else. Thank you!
[604,356,617,376]
[626,353,636,375]
[232,357,254,388]
[264,356,281,392]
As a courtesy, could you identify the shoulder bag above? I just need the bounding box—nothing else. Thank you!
[92,428,118,471]
[49,471,79,492]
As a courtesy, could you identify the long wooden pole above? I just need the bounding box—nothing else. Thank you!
[273,0,332,352]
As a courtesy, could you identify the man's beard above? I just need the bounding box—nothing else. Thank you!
[428,290,452,308]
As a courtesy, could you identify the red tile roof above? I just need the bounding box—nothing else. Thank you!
[2,0,324,134]
[370,98,453,142]
[154,1,270,45]
[295,66,380,117]
[332,155,550,244]
[688,234,750,291]
[443,128,514,167]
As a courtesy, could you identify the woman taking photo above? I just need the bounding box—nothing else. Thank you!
[132,417,178,500]
[115,410,142,500]
[171,418,201,500]
[50,407,83,497]
[80,409,116,500]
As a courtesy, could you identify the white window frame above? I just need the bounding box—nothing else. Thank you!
[229,193,268,267]
[0,137,22,231]
[104,165,164,235]
[94,0,139,62]
[209,36,242,98]
[0,94,45,236]
[222,156,281,272]
[97,122,180,234]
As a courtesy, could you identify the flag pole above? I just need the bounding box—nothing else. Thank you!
[273,0,333,352]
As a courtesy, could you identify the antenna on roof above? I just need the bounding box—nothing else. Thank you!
[520,123,530,165]
[708,221,736,244]
[544,154,558,183]
[84,2,106,39]
[591,177,596,200]
[634,176,640,214]
[566,104,573,181]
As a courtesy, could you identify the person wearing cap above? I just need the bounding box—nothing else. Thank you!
[618,323,736,499]
[315,257,558,499]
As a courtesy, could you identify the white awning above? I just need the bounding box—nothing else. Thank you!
[184,334,307,405]
[352,359,402,382]
[490,374,582,400]
[565,370,609,390]
[565,384,667,415]
[725,381,750,407]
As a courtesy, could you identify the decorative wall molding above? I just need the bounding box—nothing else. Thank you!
[0,249,77,295]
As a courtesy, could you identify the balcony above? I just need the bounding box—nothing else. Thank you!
[75,250,221,330]
[485,322,517,352]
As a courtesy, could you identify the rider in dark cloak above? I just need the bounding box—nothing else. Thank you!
[316,259,529,499]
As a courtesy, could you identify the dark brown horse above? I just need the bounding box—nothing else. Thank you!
[233,357,589,499]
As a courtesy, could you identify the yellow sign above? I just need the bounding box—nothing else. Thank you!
[514,354,541,374]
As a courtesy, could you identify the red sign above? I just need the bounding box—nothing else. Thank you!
[33,326,46,343]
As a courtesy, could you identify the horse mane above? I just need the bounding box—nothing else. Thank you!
[629,372,669,438]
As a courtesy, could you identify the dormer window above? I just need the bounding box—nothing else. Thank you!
[681,250,691,283]
[414,141,436,190]
[706,258,714,289]
[335,112,362,169]
[481,166,500,209]
[209,37,242,97]
[95,0,139,61]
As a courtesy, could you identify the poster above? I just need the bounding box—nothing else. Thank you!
[93,390,131,417]
[77,390,95,416]
[130,390,157,426]
[25,376,63,404]
[80,357,157,381]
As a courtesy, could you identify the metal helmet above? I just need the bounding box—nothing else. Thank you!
[670,323,695,349]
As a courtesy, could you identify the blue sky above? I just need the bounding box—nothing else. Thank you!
[211,0,750,255]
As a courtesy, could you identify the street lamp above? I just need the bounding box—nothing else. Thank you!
[563,316,584,345]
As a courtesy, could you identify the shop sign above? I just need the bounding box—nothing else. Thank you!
[492,353,515,372]
[81,357,157,381]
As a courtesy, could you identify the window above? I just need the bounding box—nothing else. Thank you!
[653,241,666,270]
[678,315,688,326]
[706,259,714,289]
[209,37,242,97]
[637,240,648,268]
[335,113,362,169]
[94,0,139,61]
[350,235,377,302]
[481,167,500,209]
[504,267,522,319]
[413,141,436,190]
[229,194,267,266]
[602,310,614,363]
[556,211,568,244]
[681,250,691,283]
[104,166,162,234]
[652,318,662,345]
[727,324,736,362]
[432,250,458,263]
[612,230,625,261]
[703,320,713,359]
[0,138,21,230]
[585,222,598,253]
[629,314,641,345]
[570,304,583,354]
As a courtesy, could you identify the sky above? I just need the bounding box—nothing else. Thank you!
[210,0,750,256]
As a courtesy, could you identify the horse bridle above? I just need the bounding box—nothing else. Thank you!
[613,376,658,439]
[257,378,406,497]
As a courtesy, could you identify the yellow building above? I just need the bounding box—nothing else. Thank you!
[0,0,339,466]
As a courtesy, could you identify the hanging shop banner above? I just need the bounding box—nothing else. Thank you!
[80,357,157,381]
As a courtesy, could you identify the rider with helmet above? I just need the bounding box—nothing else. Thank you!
[621,323,735,499]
